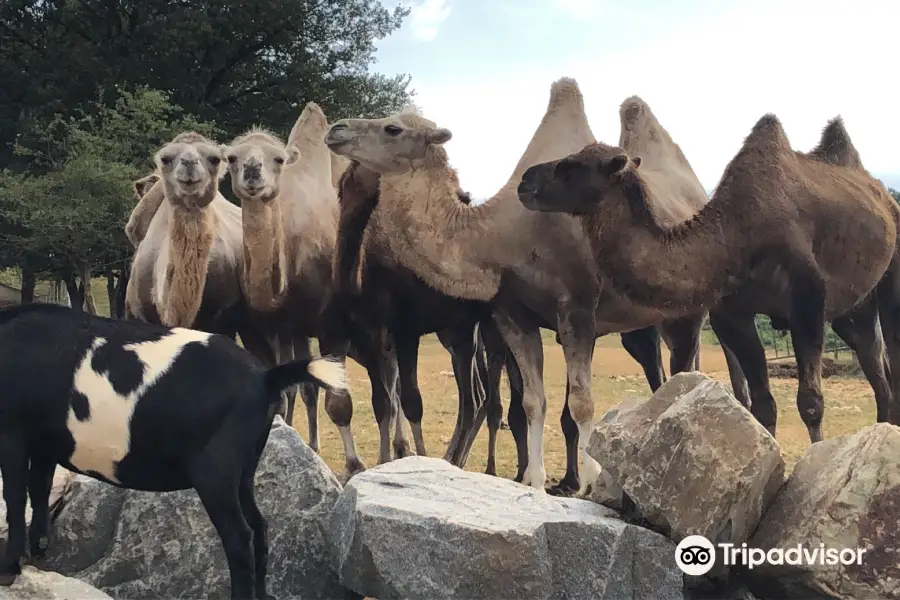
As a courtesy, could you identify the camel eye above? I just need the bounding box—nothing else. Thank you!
[227,155,237,164]
[384,125,402,136]
[160,156,173,166]
[274,156,285,165]
[208,155,221,166]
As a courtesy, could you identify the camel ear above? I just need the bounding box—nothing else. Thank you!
[631,156,642,169]
[605,154,630,177]
[286,146,302,165]
[426,127,452,145]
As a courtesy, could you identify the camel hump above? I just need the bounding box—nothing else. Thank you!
[619,96,651,127]
[806,116,863,169]
[547,77,584,112]
[288,102,329,148]
[743,113,791,152]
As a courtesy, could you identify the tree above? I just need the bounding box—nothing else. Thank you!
[0,87,219,312]
[890,187,899,204]
[1,0,413,172]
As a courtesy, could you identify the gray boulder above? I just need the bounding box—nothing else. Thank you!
[329,456,682,600]
[586,372,784,552]
[748,422,900,599]
[0,566,112,599]
[40,416,358,599]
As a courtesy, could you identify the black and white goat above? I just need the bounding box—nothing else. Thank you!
[0,303,347,599]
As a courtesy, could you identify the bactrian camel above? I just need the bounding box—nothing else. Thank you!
[223,103,491,479]
[124,132,246,336]
[324,77,741,494]
[335,158,519,475]
[516,113,900,443]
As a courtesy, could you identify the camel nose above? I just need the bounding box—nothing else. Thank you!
[243,164,261,183]
[518,169,537,195]
[330,123,347,133]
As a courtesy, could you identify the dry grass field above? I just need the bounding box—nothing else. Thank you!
[296,332,877,482]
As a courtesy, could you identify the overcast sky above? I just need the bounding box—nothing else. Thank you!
[373,0,900,198]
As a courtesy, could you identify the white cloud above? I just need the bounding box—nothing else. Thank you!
[407,0,900,199]
[407,0,452,42]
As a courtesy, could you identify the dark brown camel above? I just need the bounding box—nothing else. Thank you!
[517,114,900,442]
[323,78,737,495]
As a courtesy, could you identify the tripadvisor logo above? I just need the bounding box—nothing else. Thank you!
[674,535,867,576]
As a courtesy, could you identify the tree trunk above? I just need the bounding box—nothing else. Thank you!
[107,271,116,317]
[114,266,129,319]
[62,270,82,312]
[77,261,97,315]
[20,265,35,304]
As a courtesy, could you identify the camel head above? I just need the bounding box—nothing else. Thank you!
[324,112,452,173]
[132,173,160,200]
[154,132,225,209]
[223,128,301,203]
[517,142,643,216]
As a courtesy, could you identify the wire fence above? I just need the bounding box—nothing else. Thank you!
[701,316,852,362]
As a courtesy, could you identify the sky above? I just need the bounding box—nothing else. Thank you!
[372,0,900,199]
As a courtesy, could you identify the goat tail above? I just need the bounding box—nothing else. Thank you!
[264,356,349,397]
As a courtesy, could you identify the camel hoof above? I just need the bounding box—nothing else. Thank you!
[393,442,413,460]
[341,457,367,484]
[547,476,579,497]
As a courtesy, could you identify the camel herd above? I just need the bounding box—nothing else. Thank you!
[121,76,899,496]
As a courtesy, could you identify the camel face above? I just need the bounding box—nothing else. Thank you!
[154,132,224,208]
[224,131,300,203]
[518,143,643,216]
[324,113,452,173]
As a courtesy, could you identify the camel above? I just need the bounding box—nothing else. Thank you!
[335,158,517,474]
[222,104,491,478]
[324,77,736,494]
[124,132,247,337]
[516,113,900,442]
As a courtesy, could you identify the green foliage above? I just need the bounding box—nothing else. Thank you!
[890,188,899,203]
[0,87,219,284]
[0,0,413,171]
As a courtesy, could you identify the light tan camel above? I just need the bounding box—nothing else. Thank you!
[323,78,744,494]
[124,132,246,337]
[516,113,900,442]
[223,104,369,477]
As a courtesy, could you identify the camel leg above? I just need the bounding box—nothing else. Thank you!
[395,331,426,457]
[493,308,547,491]
[481,327,504,476]
[556,307,599,499]
[786,269,828,443]
[439,323,482,467]
[276,327,299,428]
[292,334,320,453]
[548,383,581,497]
[363,330,400,464]
[709,308,779,437]
[319,318,367,480]
[661,315,702,375]
[621,327,666,391]
[876,255,900,425]
[505,351,528,482]
[441,340,467,463]
[721,342,751,408]
[831,297,892,423]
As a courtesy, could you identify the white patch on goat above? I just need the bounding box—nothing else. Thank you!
[67,328,213,483]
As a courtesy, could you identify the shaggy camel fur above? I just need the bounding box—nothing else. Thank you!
[335,159,513,473]
[517,114,900,442]
[325,78,733,494]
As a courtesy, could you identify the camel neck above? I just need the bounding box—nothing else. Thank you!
[240,196,288,312]
[376,165,513,302]
[591,173,740,311]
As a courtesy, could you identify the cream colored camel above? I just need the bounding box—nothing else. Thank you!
[324,78,740,494]
[223,105,370,477]
[124,132,245,337]
[516,114,900,442]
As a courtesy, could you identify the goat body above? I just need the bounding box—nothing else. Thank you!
[0,303,347,599]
